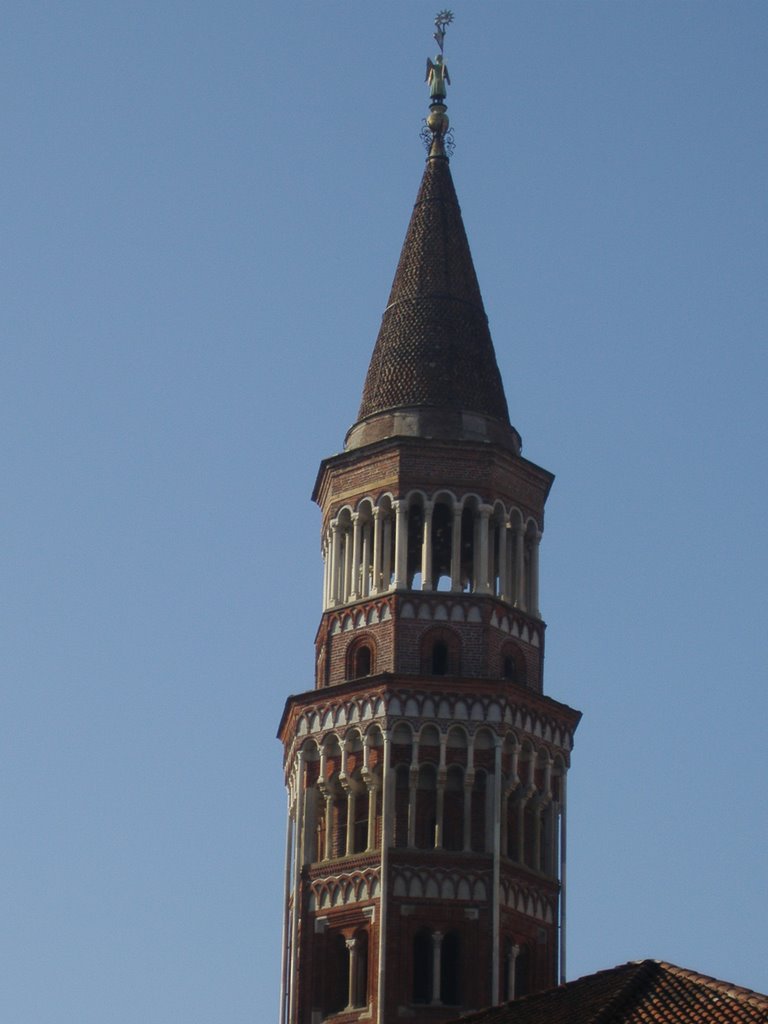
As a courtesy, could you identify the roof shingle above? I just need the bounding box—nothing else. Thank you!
[450,961,768,1024]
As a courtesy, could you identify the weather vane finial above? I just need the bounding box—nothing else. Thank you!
[433,9,453,54]
[423,11,455,157]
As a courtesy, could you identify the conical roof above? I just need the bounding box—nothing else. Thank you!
[346,149,520,453]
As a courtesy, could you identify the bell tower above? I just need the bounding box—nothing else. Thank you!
[278,17,581,1024]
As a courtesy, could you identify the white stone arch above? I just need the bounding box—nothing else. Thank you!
[390,720,415,755]
[472,726,495,756]
[404,697,420,717]
[446,722,469,750]
[417,723,441,760]
[408,875,424,899]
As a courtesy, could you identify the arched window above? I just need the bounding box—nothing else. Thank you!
[501,643,526,685]
[347,637,376,680]
[440,932,461,1005]
[420,628,461,676]
[413,929,433,1004]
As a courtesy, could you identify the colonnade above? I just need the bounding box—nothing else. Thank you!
[289,725,564,876]
[281,725,568,1024]
[322,492,541,616]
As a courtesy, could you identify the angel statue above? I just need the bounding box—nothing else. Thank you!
[426,53,450,101]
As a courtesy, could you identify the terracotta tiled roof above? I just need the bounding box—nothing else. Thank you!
[451,961,768,1024]
[356,152,511,427]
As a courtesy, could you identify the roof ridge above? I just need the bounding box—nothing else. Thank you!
[588,960,661,1024]
[656,961,768,1009]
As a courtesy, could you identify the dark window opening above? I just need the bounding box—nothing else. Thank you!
[394,765,410,848]
[353,790,369,853]
[503,656,517,681]
[354,645,372,678]
[413,929,433,1004]
[440,932,461,1005]
[324,933,349,1016]
[515,947,530,999]
[432,641,449,675]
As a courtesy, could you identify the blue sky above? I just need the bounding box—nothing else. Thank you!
[2,3,767,1022]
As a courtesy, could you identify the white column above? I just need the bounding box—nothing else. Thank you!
[450,504,463,592]
[366,782,378,850]
[508,944,520,1000]
[477,504,492,594]
[393,499,408,589]
[322,793,333,861]
[349,513,362,601]
[462,770,474,852]
[491,738,502,1005]
[559,771,568,985]
[279,793,294,1024]
[497,518,508,600]
[382,513,392,592]
[370,508,381,594]
[377,731,392,1024]
[346,937,358,1009]
[322,534,329,610]
[330,520,340,606]
[407,765,418,848]
[288,759,305,1021]
[514,525,525,609]
[434,769,446,849]
[361,518,371,597]
[420,501,433,591]
[530,529,542,618]
[345,788,355,856]
[342,526,352,603]
[430,931,443,1004]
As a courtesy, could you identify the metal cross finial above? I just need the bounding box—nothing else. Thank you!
[434,10,454,54]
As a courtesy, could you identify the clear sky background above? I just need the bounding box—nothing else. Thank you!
[2,2,767,1022]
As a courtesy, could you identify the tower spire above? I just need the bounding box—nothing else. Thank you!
[347,11,521,455]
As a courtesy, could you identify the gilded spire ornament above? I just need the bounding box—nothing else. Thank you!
[423,10,454,157]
